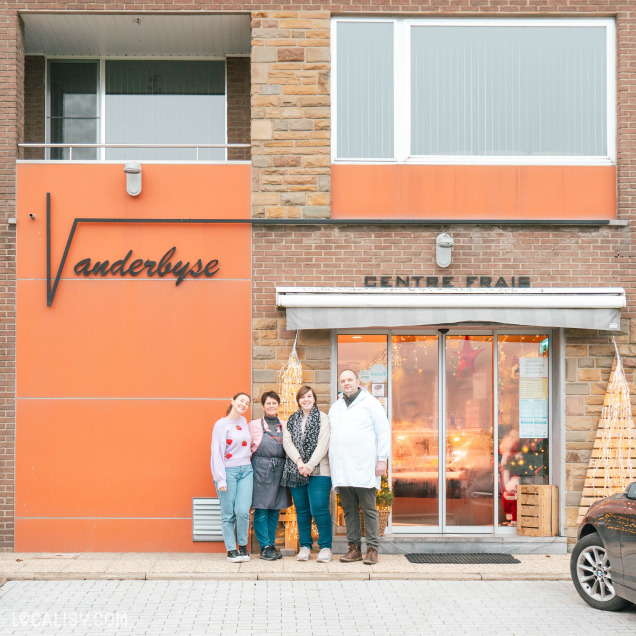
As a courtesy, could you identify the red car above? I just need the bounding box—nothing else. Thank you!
[571,481,636,611]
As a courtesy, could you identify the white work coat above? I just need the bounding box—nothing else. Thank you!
[328,389,390,489]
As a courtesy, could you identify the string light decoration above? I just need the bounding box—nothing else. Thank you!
[278,333,302,420]
[577,338,636,525]
[277,333,303,547]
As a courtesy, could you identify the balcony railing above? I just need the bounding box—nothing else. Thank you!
[18,143,251,161]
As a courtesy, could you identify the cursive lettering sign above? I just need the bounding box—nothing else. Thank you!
[74,247,219,286]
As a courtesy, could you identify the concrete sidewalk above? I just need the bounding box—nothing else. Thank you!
[0,552,570,582]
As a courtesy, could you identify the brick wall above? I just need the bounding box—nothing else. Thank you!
[227,56,251,161]
[23,56,44,160]
[251,224,635,544]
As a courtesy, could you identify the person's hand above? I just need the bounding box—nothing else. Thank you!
[300,465,312,477]
[375,461,387,476]
[218,486,227,492]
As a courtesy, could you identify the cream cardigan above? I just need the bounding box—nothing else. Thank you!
[282,410,331,477]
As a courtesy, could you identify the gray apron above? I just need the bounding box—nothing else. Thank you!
[251,419,291,510]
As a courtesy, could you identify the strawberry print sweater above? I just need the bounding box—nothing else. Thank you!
[210,416,252,488]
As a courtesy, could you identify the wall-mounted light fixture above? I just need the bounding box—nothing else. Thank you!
[436,233,454,268]
[124,162,142,197]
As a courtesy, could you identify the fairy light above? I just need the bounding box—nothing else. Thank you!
[578,338,636,523]
[278,332,302,420]
[278,334,303,543]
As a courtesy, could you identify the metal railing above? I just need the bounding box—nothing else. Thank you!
[18,143,251,161]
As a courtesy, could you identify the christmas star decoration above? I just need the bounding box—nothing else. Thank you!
[456,336,484,374]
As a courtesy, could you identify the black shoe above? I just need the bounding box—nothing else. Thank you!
[238,545,250,562]
[260,546,277,561]
[272,546,283,560]
[227,550,242,563]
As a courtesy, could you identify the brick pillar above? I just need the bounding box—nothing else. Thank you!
[227,57,251,162]
[24,56,45,161]
[250,10,331,219]
[0,11,22,550]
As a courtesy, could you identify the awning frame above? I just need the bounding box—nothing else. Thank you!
[276,287,626,332]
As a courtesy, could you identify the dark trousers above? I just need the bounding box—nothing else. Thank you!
[339,486,379,550]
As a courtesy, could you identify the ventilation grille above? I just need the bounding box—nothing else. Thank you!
[192,497,223,542]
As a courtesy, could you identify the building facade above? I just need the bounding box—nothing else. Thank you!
[0,2,634,553]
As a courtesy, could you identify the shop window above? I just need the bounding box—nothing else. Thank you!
[48,59,226,161]
[497,335,550,528]
[333,18,615,164]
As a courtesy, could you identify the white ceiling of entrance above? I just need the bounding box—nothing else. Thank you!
[21,13,251,56]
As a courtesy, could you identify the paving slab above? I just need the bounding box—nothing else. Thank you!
[0,552,571,582]
[1,580,632,635]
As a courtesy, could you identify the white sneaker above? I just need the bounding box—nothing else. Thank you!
[296,546,311,561]
[317,548,332,563]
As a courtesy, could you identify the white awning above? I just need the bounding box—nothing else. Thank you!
[276,287,625,331]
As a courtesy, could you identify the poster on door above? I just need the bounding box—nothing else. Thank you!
[519,357,548,438]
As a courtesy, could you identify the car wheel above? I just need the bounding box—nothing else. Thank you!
[571,532,629,611]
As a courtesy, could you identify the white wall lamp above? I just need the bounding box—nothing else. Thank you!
[436,233,455,268]
[124,162,142,196]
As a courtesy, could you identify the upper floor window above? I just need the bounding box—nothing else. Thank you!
[333,18,616,164]
[47,59,226,161]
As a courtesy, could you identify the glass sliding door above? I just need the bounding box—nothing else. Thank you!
[444,335,494,530]
[336,330,550,534]
[391,335,439,529]
[48,60,100,160]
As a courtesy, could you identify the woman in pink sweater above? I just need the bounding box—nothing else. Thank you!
[210,392,253,563]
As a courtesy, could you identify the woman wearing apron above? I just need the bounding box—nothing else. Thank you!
[248,391,291,560]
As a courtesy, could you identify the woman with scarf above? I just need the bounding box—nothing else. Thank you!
[282,385,332,562]
[248,391,290,560]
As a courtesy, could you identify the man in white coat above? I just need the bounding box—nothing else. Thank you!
[329,369,390,565]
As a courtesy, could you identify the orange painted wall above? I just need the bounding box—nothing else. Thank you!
[332,164,616,220]
[16,163,251,552]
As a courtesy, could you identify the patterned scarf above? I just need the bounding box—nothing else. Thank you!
[281,405,322,487]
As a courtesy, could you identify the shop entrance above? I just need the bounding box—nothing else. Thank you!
[336,331,550,534]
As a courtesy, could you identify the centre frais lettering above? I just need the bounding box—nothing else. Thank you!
[73,247,219,286]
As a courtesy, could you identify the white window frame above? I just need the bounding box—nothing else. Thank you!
[331,17,616,166]
[45,55,228,162]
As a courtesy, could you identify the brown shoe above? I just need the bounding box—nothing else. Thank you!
[339,542,363,562]
[363,547,378,565]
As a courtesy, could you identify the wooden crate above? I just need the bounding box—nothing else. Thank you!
[517,485,559,537]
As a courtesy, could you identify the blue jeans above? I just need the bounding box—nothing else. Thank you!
[290,476,332,549]
[253,508,281,549]
[215,464,253,552]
